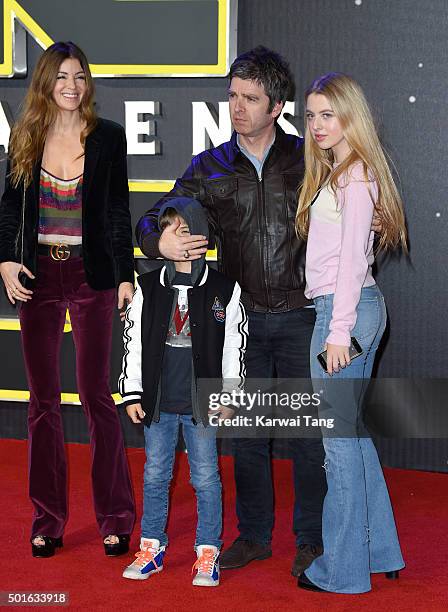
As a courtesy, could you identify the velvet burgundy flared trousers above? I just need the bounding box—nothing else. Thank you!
[20,255,135,539]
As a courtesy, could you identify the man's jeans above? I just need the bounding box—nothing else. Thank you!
[233,308,327,547]
[306,286,405,593]
[142,412,222,548]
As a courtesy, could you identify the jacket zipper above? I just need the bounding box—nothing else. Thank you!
[187,287,201,425]
[257,147,276,310]
[254,171,270,309]
[238,141,275,310]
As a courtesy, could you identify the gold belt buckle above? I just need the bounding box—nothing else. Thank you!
[50,243,70,261]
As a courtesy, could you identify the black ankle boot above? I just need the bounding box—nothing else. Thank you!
[31,535,63,558]
[103,534,130,556]
[385,570,400,579]
[297,573,327,592]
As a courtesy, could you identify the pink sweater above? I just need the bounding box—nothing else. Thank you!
[305,163,376,346]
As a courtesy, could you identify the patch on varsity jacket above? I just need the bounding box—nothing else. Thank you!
[212,297,226,323]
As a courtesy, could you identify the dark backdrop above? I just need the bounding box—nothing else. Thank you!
[0,0,447,470]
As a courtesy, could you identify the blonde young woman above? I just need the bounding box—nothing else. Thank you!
[295,73,406,593]
[0,42,135,557]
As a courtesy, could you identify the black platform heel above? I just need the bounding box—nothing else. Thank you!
[385,570,400,579]
[103,534,130,556]
[31,535,63,558]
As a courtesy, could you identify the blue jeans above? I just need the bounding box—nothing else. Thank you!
[233,308,327,546]
[306,286,405,593]
[142,413,222,548]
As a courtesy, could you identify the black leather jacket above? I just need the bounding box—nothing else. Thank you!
[137,125,311,312]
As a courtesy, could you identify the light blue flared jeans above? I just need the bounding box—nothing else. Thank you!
[306,285,405,593]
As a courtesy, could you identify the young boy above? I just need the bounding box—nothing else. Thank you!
[119,198,247,586]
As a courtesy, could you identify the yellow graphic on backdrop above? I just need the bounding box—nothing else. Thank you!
[0,0,231,77]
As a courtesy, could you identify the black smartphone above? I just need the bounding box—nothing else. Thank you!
[317,337,363,371]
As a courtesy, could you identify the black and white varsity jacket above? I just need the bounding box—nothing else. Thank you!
[118,263,248,427]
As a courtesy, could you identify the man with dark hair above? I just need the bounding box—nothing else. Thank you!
[229,46,293,112]
[136,46,326,576]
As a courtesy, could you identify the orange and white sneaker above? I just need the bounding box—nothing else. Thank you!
[192,545,220,587]
[122,538,166,580]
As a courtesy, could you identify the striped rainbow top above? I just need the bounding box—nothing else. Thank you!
[38,168,83,245]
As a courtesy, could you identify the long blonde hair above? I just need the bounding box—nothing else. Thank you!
[8,41,97,187]
[296,73,407,251]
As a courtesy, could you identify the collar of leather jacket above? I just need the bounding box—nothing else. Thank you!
[228,124,299,165]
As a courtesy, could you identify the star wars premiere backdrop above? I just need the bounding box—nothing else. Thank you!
[0,1,446,469]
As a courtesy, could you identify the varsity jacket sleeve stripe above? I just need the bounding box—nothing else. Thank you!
[118,283,143,405]
[222,281,248,392]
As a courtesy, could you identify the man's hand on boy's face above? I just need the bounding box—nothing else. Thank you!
[208,405,235,423]
[126,403,146,423]
[159,218,208,262]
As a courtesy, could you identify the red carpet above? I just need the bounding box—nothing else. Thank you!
[0,439,447,611]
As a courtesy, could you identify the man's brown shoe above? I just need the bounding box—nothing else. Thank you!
[220,539,272,570]
[291,544,323,577]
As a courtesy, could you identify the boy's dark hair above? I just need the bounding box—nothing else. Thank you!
[229,46,295,112]
[159,207,180,231]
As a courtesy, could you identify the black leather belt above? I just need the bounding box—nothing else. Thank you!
[38,243,83,261]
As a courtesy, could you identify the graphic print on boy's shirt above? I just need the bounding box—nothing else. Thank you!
[166,299,191,347]
[160,272,193,414]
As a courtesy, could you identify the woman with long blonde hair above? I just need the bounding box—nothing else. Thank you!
[296,73,406,593]
[0,42,135,558]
